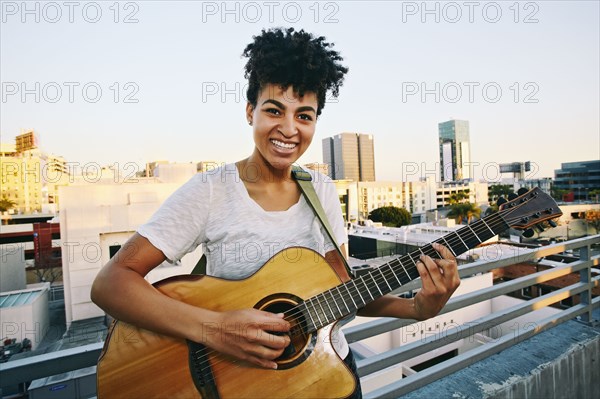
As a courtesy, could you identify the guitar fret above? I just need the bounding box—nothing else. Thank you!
[454,232,469,252]
[407,254,418,266]
[359,276,374,301]
[322,292,336,322]
[369,273,383,296]
[330,289,343,317]
[441,236,457,257]
[336,286,350,314]
[309,299,324,328]
[481,218,495,235]
[344,284,359,309]
[303,302,316,331]
[351,280,367,306]
[467,224,482,243]
[425,244,443,259]
[398,260,410,282]
[387,264,403,287]
[316,295,330,326]
[378,267,392,291]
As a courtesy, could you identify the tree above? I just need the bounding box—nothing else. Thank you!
[0,198,16,212]
[551,187,569,201]
[488,184,513,204]
[447,202,481,224]
[589,190,600,202]
[369,206,412,227]
[449,190,469,205]
[585,210,600,233]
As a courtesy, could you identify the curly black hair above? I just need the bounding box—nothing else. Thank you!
[242,27,349,117]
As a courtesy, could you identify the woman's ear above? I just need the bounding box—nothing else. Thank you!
[246,102,254,125]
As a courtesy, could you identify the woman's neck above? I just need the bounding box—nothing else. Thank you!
[238,151,293,185]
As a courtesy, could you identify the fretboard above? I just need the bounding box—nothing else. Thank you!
[301,212,510,332]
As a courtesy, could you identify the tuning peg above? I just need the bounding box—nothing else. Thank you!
[534,224,545,233]
[497,197,508,207]
[522,228,535,238]
[548,220,558,228]
[508,193,518,201]
[517,187,528,196]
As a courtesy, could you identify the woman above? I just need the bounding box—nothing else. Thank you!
[91,27,460,398]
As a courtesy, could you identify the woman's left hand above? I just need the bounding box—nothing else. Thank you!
[413,242,461,320]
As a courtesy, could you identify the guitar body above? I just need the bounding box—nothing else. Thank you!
[97,248,356,398]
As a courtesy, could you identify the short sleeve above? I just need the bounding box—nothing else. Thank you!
[137,173,211,263]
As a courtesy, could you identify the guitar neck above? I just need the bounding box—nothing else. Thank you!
[300,211,510,332]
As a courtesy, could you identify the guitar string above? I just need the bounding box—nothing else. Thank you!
[311,200,546,329]
[194,212,512,378]
[190,211,516,376]
[192,195,551,376]
[278,210,510,330]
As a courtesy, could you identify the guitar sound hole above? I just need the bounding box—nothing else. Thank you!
[256,295,316,369]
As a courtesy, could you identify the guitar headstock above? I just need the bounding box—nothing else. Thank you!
[498,187,562,231]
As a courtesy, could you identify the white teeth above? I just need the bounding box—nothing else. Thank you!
[271,139,296,149]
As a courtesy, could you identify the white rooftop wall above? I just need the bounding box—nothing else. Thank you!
[59,174,203,326]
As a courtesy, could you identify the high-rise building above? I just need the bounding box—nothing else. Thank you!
[439,120,471,182]
[322,133,375,181]
[554,160,600,201]
[1,131,69,214]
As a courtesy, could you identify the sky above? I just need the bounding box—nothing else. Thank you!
[1,1,599,182]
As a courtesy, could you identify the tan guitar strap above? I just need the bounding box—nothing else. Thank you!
[192,166,352,276]
[290,165,353,277]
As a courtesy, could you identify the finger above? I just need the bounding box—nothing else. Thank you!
[256,311,291,332]
[244,341,287,362]
[243,321,290,349]
[432,243,456,261]
[416,259,436,291]
[244,354,278,370]
[256,331,290,350]
[420,254,443,283]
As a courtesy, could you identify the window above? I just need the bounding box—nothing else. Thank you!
[109,245,122,259]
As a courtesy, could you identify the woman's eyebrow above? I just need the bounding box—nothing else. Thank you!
[261,99,316,114]
[296,106,316,114]
[261,99,285,109]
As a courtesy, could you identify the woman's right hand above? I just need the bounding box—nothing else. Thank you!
[198,308,291,369]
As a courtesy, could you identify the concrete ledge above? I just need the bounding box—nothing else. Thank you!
[403,310,600,399]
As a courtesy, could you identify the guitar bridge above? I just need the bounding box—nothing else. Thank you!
[187,340,221,399]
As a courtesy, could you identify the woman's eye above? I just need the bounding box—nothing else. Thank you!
[265,108,281,115]
[298,114,313,121]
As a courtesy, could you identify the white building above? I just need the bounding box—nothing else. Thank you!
[334,177,438,223]
[436,181,489,208]
[59,164,203,326]
[0,282,50,350]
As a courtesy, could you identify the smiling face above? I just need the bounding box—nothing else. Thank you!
[246,83,318,173]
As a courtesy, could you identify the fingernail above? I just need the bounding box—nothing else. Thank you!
[272,363,278,370]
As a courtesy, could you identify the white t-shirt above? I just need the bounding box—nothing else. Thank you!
[138,163,350,357]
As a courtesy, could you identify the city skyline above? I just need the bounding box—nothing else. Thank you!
[1,2,598,182]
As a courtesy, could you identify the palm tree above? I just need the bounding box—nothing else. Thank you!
[0,198,16,213]
[448,202,481,224]
[449,190,470,205]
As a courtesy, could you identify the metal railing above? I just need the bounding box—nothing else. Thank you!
[1,235,599,397]
[49,284,64,302]
[344,234,600,398]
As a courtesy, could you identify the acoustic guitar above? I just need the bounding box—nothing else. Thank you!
[96,187,562,398]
